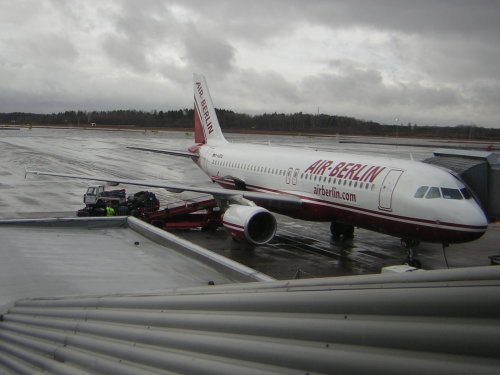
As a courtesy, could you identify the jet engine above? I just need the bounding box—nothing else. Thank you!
[222,204,277,245]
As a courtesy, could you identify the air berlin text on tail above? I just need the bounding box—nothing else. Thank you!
[196,81,214,134]
[305,159,386,183]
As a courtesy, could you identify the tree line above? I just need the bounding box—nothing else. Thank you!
[1,109,499,140]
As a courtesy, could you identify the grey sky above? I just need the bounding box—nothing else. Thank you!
[1,0,499,127]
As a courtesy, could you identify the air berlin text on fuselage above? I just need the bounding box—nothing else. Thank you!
[305,159,386,183]
[314,185,357,202]
[196,82,214,134]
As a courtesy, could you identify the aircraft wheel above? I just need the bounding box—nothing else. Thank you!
[202,221,219,231]
[343,225,354,239]
[331,222,354,239]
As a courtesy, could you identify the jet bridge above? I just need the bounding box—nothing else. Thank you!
[424,149,500,221]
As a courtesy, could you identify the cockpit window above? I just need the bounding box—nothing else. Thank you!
[414,186,429,198]
[425,187,441,199]
[415,185,473,200]
[460,187,472,199]
[441,188,463,200]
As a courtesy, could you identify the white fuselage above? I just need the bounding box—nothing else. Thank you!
[195,141,487,244]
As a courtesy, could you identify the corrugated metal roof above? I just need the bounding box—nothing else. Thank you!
[1,266,500,374]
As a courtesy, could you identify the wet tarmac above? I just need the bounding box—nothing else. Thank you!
[1,127,499,280]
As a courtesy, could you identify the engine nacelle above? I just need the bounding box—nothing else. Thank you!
[222,204,277,245]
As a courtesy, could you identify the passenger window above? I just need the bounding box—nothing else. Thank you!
[414,186,429,198]
[460,187,472,199]
[441,188,463,200]
[425,187,441,199]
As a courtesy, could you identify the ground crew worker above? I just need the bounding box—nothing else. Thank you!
[106,206,115,216]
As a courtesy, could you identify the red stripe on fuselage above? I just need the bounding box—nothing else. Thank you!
[212,179,486,243]
[245,182,484,230]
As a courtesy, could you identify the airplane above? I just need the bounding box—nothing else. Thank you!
[27,73,488,266]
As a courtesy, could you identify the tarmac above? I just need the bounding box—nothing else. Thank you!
[1,126,498,282]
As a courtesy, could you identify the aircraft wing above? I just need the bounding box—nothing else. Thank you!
[127,146,198,158]
[26,170,302,209]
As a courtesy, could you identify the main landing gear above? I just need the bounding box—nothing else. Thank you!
[401,238,421,268]
[330,222,354,240]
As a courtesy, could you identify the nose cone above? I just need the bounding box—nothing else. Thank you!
[474,208,489,228]
[470,200,489,226]
[459,204,489,242]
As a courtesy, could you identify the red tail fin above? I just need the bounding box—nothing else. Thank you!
[193,73,227,145]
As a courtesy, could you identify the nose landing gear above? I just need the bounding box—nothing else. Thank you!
[401,238,422,268]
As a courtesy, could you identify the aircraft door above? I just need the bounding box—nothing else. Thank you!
[378,169,403,211]
[292,168,299,185]
[286,167,293,184]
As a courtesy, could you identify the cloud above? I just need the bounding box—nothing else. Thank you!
[182,29,236,76]
[217,69,300,113]
[102,34,151,72]
[294,0,500,39]
[0,0,499,127]
[299,63,467,125]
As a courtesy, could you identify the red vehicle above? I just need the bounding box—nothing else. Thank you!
[78,186,221,230]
